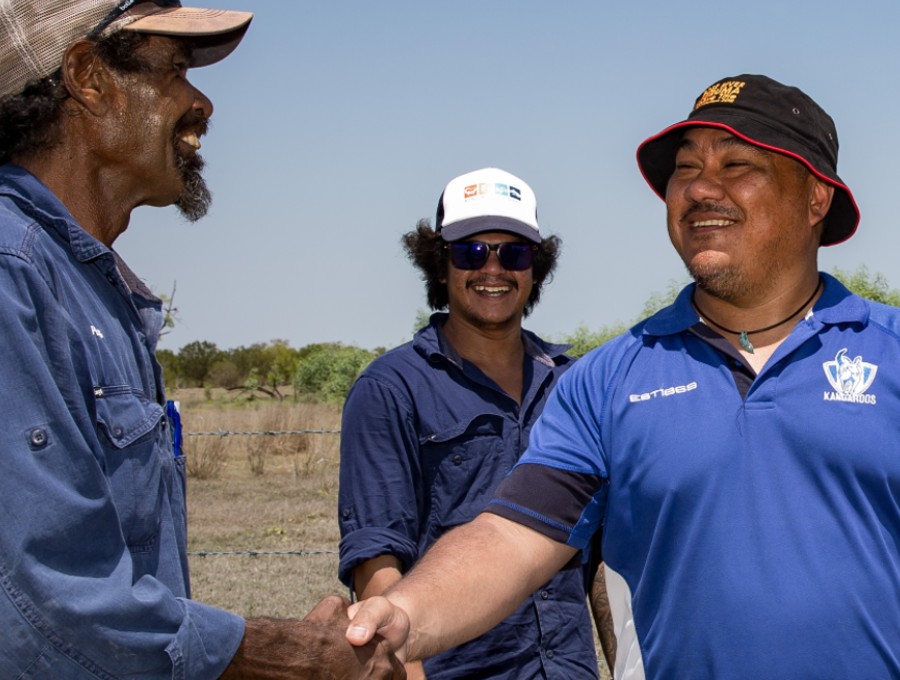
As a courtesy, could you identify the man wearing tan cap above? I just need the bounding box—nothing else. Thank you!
[0,2,401,678]
[345,75,900,679]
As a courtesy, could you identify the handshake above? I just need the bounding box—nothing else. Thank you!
[218,593,412,679]
[219,514,557,679]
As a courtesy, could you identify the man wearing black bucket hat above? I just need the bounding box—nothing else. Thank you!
[344,75,900,679]
[0,1,401,678]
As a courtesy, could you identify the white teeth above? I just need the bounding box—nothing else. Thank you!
[691,219,734,227]
[180,133,201,150]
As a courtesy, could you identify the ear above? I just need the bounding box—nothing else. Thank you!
[60,40,115,116]
[808,180,835,227]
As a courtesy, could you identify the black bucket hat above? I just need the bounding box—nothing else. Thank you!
[636,74,859,246]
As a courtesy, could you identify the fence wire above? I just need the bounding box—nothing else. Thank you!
[185,429,341,437]
[189,549,338,558]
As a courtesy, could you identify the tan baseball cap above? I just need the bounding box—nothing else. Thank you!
[0,0,253,99]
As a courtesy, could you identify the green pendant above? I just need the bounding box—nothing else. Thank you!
[739,331,754,354]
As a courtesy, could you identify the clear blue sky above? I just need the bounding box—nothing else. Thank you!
[117,0,900,352]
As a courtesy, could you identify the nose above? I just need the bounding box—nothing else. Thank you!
[191,83,214,120]
[676,165,725,204]
[481,247,506,273]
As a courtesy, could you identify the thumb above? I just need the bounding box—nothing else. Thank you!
[345,599,378,645]
[345,596,410,651]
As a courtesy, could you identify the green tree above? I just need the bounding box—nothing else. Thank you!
[178,340,220,387]
[831,265,900,306]
[638,279,688,318]
[292,343,378,403]
[264,339,301,396]
[412,308,431,335]
[156,348,180,388]
[561,323,628,358]
[559,279,685,357]
[208,359,240,388]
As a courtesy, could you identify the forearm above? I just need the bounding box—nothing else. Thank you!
[385,513,577,661]
[590,564,617,672]
[354,557,427,679]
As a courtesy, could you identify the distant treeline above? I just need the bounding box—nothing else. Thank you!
[157,340,385,403]
[158,266,898,402]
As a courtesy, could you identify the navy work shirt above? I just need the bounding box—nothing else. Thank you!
[338,313,599,679]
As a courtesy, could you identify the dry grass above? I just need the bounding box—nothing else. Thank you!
[179,390,344,619]
[177,388,611,678]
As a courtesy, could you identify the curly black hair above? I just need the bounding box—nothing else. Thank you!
[0,30,154,164]
[402,219,561,317]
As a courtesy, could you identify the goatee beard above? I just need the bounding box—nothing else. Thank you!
[174,149,211,222]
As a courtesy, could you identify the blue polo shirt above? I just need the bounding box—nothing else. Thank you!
[339,314,599,679]
[489,275,900,679]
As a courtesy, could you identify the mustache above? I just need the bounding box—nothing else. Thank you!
[681,201,741,222]
[175,109,210,139]
[467,274,517,288]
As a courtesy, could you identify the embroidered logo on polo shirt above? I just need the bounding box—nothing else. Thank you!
[629,381,698,403]
[823,348,877,405]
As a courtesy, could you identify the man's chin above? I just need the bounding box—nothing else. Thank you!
[176,189,211,222]
[174,161,212,222]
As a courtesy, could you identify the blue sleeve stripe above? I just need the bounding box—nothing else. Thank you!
[486,498,574,534]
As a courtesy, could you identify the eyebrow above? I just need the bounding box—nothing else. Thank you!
[676,133,767,157]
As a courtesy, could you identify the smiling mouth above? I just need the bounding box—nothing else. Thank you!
[691,219,735,228]
[472,284,512,296]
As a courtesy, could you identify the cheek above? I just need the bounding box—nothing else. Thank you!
[518,271,535,297]
[665,210,685,253]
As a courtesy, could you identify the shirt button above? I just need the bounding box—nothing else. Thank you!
[112,426,124,439]
[540,590,549,600]
[546,650,554,659]
[452,455,463,465]
[30,428,48,447]
[342,508,351,519]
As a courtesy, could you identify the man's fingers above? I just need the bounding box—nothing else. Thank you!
[303,594,351,624]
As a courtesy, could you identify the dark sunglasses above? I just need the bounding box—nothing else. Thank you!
[89,0,182,39]
[446,241,537,271]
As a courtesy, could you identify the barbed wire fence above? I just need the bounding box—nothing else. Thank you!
[184,428,342,559]
[185,428,342,437]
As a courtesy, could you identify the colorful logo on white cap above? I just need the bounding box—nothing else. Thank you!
[463,183,522,202]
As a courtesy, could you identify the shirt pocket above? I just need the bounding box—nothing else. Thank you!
[94,385,167,552]
[420,414,510,536]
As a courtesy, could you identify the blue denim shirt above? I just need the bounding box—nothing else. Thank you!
[338,314,599,679]
[0,165,244,679]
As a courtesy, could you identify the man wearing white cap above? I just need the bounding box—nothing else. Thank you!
[0,2,401,678]
[338,168,603,678]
